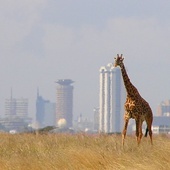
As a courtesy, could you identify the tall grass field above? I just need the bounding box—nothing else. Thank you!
[0,133,169,170]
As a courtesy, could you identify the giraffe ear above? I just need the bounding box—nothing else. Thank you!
[120,57,124,61]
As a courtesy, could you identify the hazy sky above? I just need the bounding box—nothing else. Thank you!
[0,1,170,120]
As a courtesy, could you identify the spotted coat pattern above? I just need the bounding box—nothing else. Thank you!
[114,54,153,146]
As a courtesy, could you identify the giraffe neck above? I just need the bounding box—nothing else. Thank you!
[120,63,139,97]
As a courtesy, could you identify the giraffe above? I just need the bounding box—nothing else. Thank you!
[114,54,153,146]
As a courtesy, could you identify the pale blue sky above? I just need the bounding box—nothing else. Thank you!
[0,1,170,120]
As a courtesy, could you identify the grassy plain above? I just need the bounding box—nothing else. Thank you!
[0,133,169,170]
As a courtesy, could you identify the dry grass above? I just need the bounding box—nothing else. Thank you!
[0,133,169,170]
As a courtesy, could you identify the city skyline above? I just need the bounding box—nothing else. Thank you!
[0,1,170,120]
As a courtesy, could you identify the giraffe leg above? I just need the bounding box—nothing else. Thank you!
[138,120,143,145]
[144,126,148,137]
[122,118,129,146]
[135,119,139,145]
[149,127,153,145]
[146,119,153,145]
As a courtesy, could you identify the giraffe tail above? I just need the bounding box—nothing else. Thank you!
[144,127,148,137]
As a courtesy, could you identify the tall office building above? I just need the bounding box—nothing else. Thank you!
[44,102,56,127]
[157,100,170,116]
[5,98,16,116]
[56,79,74,128]
[3,93,30,131]
[15,99,28,118]
[36,89,56,128]
[99,63,125,133]
[5,94,28,118]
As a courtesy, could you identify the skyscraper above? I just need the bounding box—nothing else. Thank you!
[5,91,28,118]
[36,89,49,127]
[157,100,170,116]
[36,89,55,128]
[44,102,56,127]
[99,63,125,133]
[56,79,74,128]
[3,90,31,131]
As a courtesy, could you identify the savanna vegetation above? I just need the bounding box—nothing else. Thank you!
[0,133,169,170]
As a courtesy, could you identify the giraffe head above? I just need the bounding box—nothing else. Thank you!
[114,54,124,67]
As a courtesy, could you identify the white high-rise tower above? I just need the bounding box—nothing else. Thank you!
[99,63,125,133]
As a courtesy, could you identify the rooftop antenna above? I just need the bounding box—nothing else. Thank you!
[37,87,39,98]
[10,87,13,100]
[10,87,13,115]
